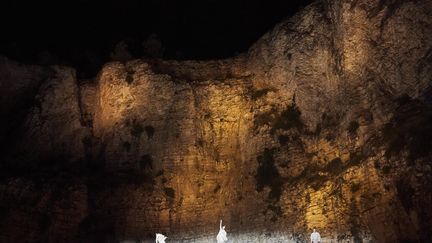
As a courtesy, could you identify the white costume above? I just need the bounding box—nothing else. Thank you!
[156,233,167,243]
[310,229,321,243]
[216,219,228,243]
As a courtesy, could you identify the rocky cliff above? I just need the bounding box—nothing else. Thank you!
[1,0,431,242]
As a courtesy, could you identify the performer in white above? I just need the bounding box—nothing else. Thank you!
[310,228,321,243]
[156,233,167,243]
[216,219,228,243]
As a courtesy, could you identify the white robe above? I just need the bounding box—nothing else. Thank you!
[156,233,167,243]
[310,231,321,243]
[217,220,228,243]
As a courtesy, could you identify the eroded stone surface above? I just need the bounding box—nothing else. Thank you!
[0,0,431,242]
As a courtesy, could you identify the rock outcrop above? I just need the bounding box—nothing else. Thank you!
[0,0,431,242]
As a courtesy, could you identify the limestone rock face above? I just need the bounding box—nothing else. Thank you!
[0,57,53,153]
[1,0,432,242]
[17,66,89,163]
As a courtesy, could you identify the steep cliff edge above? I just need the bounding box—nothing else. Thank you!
[1,0,431,242]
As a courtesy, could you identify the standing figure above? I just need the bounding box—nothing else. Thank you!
[310,229,321,243]
[216,219,228,243]
[156,233,167,243]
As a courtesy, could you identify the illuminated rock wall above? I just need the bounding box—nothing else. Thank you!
[90,59,260,238]
[0,0,431,242]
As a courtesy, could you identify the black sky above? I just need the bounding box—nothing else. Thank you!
[0,0,311,77]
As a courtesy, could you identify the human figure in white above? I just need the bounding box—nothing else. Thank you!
[156,233,167,243]
[310,228,321,243]
[216,219,228,243]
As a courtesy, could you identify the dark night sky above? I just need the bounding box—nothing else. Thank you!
[0,0,311,77]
